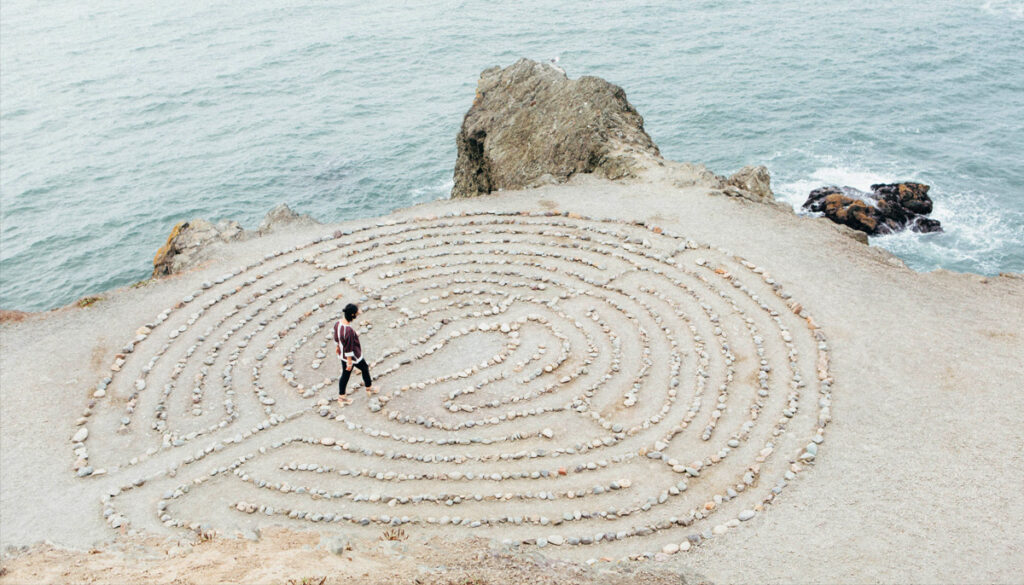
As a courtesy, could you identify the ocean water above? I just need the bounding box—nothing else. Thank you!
[2,0,1022,311]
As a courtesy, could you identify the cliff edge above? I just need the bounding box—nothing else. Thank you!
[3,60,1022,585]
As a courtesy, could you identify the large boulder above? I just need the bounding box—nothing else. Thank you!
[451,59,662,198]
[802,182,941,236]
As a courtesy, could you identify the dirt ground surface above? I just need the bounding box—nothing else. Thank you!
[2,167,1023,584]
[0,528,707,585]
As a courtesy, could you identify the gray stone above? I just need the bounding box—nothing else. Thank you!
[451,59,661,199]
[724,165,774,202]
[258,203,320,236]
[328,537,350,555]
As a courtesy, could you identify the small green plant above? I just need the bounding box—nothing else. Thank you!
[130,279,152,289]
[77,296,102,308]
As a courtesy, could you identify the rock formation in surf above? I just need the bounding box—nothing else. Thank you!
[802,182,942,236]
[451,58,662,198]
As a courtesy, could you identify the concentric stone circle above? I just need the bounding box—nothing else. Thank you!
[72,210,833,562]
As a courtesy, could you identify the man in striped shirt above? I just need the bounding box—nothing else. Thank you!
[334,303,374,406]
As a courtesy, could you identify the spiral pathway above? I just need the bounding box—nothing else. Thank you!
[70,210,833,562]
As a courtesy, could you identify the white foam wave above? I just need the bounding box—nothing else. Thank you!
[409,177,454,201]
[773,166,895,211]
[981,0,1024,20]
[876,186,1024,274]
[774,165,1024,275]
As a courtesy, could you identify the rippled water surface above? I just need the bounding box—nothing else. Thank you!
[2,0,1022,310]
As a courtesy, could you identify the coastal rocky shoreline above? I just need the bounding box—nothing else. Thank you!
[802,182,942,236]
[4,60,1011,321]
[2,60,1023,585]
[141,59,850,285]
[151,203,320,277]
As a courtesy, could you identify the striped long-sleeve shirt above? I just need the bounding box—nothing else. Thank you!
[333,320,363,363]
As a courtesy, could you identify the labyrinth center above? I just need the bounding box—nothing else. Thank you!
[74,211,833,561]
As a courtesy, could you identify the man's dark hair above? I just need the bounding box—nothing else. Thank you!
[343,303,359,321]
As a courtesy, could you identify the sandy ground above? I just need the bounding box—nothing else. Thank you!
[0,528,705,585]
[2,166,1023,584]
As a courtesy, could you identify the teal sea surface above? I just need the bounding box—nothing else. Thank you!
[2,0,1022,310]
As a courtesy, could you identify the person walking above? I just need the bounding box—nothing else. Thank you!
[334,303,374,406]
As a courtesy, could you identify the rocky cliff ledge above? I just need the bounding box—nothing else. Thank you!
[153,203,318,277]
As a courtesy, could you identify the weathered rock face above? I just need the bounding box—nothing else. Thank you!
[802,182,942,236]
[451,59,662,198]
[871,182,934,215]
[152,219,245,277]
[258,203,320,235]
[722,165,774,202]
[153,204,319,277]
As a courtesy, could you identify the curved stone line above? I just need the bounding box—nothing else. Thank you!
[77,211,832,565]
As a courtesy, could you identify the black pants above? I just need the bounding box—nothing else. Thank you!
[339,360,372,395]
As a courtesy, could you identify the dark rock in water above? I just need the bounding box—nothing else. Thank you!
[451,59,661,198]
[804,188,882,233]
[802,182,942,236]
[913,216,943,232]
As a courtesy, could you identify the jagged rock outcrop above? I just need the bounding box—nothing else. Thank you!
[258,203,319,235]
[802,182,941,236]
[451,59,662,198]
[723,165,773,202]
[871,182,934,215]
[153,204,319,277]
[152,218,246,277]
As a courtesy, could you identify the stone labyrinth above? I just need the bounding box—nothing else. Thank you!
[71,211,833,562]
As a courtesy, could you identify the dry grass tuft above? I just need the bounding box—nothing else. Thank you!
[379,527,408,542]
